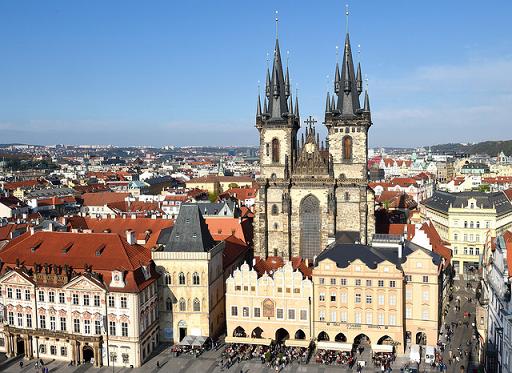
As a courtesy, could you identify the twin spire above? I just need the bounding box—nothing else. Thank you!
[257,19,299,121]
[327,33,370,116]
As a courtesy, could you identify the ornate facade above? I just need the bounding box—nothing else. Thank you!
[253,30,375,260]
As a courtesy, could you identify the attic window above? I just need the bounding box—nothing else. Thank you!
[192,233,197,238]
[95,244,106,256]
[61,242,73,254]
[31,240,43,252]
[185,218,190,223]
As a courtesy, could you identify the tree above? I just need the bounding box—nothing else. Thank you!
[228,183,239,189]
[208,192,218,202]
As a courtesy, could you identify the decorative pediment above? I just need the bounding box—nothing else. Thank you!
[0,270,34,286]
[109,270,126,288]
[63,275,104,292]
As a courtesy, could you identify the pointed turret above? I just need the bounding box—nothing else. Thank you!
[325,92,331,113]
[288,94,294,116]
[331,95,336,112]
[284,66,291,98]
[363,89,371,112]
[267,38,289,119]
[295,95,300,118]
[265,69,271,97]
[356,63,363,95]
[334,62,340,94]
[337,33,360,116]
[263,97,268,115]
[257,93,262,117]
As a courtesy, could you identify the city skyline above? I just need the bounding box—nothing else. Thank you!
[1,0,511,147]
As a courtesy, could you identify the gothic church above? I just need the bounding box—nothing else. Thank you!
[253,22,376,260]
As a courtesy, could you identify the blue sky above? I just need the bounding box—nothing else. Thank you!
[1,0,511,147]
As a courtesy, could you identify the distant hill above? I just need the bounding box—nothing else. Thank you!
[431,140,512,156]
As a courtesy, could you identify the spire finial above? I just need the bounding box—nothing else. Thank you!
[345,4,349,34]
[275,10,279,39]
[266,52,270,69]
[286,50,290,67]
[358,44,361,59]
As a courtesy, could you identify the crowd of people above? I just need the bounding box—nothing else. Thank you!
[314,349,355,367]
[219,343,310,371]
[372,351,396,370]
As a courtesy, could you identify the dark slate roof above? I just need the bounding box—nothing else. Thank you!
[316,239,442,270]
[422,191,512,216]
[197,200,235,216]
[163,204,216,252]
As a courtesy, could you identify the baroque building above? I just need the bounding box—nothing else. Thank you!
[253,28,375,260]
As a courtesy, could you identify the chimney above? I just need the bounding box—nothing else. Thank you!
[30,227,35,235]
[398,238,404,259]
[126,229,136,245]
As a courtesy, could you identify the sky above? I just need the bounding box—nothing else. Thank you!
[0,0,511,148]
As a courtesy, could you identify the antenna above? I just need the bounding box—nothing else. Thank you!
[275,10,279,39]
[345,4,349,34]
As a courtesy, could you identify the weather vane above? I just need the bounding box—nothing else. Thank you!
[345,4,349,33]
[275,10,279,39]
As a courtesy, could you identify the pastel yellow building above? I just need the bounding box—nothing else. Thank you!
[422,191,512,274]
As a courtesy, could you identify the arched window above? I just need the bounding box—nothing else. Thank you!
[179,298,186,311]
[271,204,279,215]
[272,138,280,163]
[166,297,172,311]
[266,143,270,157]
[178,272,185,285]
[164,273,171,285]
[342,136,352,160]
[192,272,200,285]
[193,298,200,312]
[344,192,350,201]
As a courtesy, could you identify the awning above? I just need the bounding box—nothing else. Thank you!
[191,336,208,347]
[284,339,311,348]
[317,341,353,352]
[371,344,394,353]
[224,336,272,345]
[179,335,196,346]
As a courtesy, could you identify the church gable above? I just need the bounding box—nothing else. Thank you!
[293,121,331,177]
[63,275,104,292]
[0,270,34,286]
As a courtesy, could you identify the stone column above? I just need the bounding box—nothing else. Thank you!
[27,336,34,359]
[13,335,18,355]
[5,332,12,357]
[70,340,76,364]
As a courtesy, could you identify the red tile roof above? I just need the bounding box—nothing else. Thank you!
[3,179,46,191]
[253,256,312,278]
[388,224,416,240]
[0,231,157,292]
[419,222,452,264]
[82,192,130,207]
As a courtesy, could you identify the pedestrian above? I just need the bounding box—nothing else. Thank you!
[156,360,160,369]
[19,360,23,369]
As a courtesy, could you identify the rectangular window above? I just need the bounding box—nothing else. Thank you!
[366,280,372,287]
[39,345,46,354]
[120,296,128,309]
[378,313,384,325]
[330,278,336,285]
[276,308,284,319]
[39,290,45,302]
[300,310,307,321]
[94,295,100,307]
[16,289,21,300]
[26,314,32,328]
[389,281,396,288]
[406,308,412,318]
[8,312,14,325]
[59,292,65,304]
[108,295,115,308]
[293,288,300,294]
[95,320,102,335]
[49,291,55,303]
[242,307,249,317]
[231,306,238,316]
[355,311,362,324]
[74,319,80,333]
[422,290,429,301]
[83,294,90,306]
[84,320,91,334]
[122,322,128,337]
[340,293,347,303]
[122,353,129,364]
[389,314,396,326]
[40,315,46,329]
[330,292,336,302]
[331,311,336,322]
[17,313,23,327]
[366,312,373,325]
[423,276,429,283]
[319,293,325,301]
[7,288,12,298]
[288,309,295,320]
[61,347,67,356]
[405,275,412,282]
[319,278,325,285]
[60,317,66,331]
[422,309,429,320]
[355,293,361,303]
[355,279,361,286]
[254,307,261,318]
[109,321,116,336]
[25,290,30,301]
[50,345,57,355]
[378,280,384,287]
[366,295,372,304]
[389,295,397,306]
[476,248,480,256]
[319,310,325,321]
[72,294,79,305]
[378,294,385,305]
[50,316,56,331]
[340,311,347,322]
[340,278,347,286]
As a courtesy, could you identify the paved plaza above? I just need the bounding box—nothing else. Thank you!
[0,278,479,373]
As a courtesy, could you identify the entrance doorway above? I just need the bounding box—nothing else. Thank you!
[82,345,94,363]
[16,337,25,355]
[179,327,187,342]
